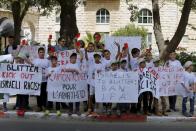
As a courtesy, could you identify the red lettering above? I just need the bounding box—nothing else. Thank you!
[20,73,34,80]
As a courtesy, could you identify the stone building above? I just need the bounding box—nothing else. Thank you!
[1,0,196,53]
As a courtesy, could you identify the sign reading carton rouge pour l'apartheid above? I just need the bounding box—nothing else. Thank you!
[47,72,88,102]
[0,63,42,95]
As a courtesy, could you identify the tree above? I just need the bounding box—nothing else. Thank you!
[0,0,36,45]
[152,0,194,60]
[0,0,81,46]
[126,0,195,59]
[39,0,80,46]
[112,24,148,49]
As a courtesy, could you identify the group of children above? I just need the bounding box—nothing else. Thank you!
[1,34,196,117]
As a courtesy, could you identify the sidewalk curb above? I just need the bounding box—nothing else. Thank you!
[147,116,196,122]
[1,111,196,122]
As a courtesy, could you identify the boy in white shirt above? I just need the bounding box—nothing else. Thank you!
[106,61,119,116]
[145,52,154,69]
[32,47,50,112]
[137,58,153,116]
[130,48,140,71]
[45,56,62,116]
[65,53,81,115]
[116,60,129,116]
[152,58,167,116]
[87,53,103,115]
[180,61,195,117]
[166,51,182,112]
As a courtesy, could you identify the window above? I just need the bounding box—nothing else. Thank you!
[138,9,152,24]
[96,8,110,24]
[147,33,152,45]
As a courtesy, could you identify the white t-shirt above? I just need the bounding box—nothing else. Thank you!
[33,58,50,82]
[146,60,154,69]
[177,71,195,97]
[65,62,80,71]
[102,58,112,71]
[46,66,62,75]
[92,63,104,74]
[168,60,182,67]
[130,57,139,71]
[88,62,104,86]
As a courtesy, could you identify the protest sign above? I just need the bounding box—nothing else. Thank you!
[0,54,13,63]
[158,66,184,96]
[104,36,141,59]
[0,63,42,95]
[57,49,76,65]
[95,71,138,103]
[138,68,159,98]
[47,72,88,102]
[57,49,88,72]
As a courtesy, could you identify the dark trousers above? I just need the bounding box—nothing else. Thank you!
[182,96,195,114]
[168,95,177,110]
[69,102,80,112]
[16,95,29,109]
[137,91,153,112]
[130,103,137,113]
[37,82,47,108]
[117,103,130,112]
[47,101,61,110]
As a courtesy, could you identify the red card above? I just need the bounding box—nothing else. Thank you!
[49,35,52,39]
[124,43,128,48]
[75,33,80,38]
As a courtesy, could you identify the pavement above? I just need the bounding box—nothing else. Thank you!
[1,119,196,131]
[0,96,196,122]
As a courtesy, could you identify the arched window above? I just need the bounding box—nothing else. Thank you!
[96,8,110,24]
[138,9,152,24]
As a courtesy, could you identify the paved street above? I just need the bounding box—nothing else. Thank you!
[0,118,196,131]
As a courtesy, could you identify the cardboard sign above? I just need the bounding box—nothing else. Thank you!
[138,68,159,98]
[95,71,138,103]
[0,64,42,95]
[47,72,88,102]
[158,66,184,96]
[104,36,141,59]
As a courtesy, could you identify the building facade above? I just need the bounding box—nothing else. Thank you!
[1,0,196,53]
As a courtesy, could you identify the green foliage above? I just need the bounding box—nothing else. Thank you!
[112,24,148,49]
[83,32,94,44]
[176,52,196,71]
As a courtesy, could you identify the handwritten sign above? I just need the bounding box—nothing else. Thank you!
[0,64,42,95]
[57,49,76,65]
[47,72,88,102]
[95,71,138,103]
[138,68,159,98]
[158,66,184,96]
[104,36,141,59]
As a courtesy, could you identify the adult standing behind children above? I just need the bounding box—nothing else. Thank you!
[55,37,69,52]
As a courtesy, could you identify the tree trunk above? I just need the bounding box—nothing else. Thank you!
[58,0,79,46]
[12,1,22,45]
[11,1,30,45]
[152,0,194,60]
[165,0,193,54]
[152,0,166,59]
